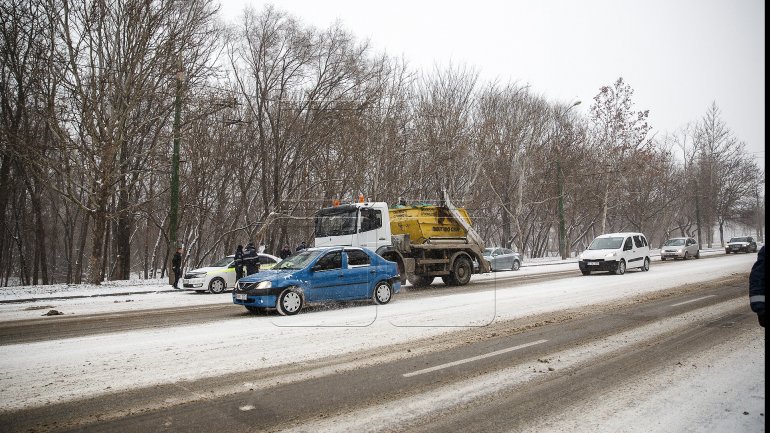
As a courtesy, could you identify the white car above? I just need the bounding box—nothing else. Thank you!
[578,232,651,275]
[660,237,700,260]
[182,253,281,293]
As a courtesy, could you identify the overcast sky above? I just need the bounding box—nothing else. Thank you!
[217,0,765,171]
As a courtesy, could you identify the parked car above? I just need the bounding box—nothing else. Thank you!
[482,247,523,271]
[660,237,700,260]
[578,232,651,275]
[233,247,401,315]
[725,236,758,254]
[182,253,281,294]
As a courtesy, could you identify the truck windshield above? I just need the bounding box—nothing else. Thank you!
[315,207,358,237]
[588,237,624,250]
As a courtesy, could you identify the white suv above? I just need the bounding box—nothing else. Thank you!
[579,232,651,275]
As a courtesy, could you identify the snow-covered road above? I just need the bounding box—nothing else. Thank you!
[0,252,763,433]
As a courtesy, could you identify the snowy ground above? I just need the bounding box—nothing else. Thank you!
[0,250,763,432]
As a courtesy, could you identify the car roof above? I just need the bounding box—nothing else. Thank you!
[596,232,647,238]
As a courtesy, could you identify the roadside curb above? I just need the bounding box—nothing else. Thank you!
[0,289,181,304]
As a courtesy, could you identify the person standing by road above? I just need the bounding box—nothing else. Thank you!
[296,241,307,253]
[243,242,259,275]
[749,245,765,327]
[172,246,183,289]
[234,244,244,282]
[279,245,292,260]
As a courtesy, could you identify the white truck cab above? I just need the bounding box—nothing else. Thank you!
[314,202,391,252]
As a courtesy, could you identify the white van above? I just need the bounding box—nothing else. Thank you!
[578,232,651,275]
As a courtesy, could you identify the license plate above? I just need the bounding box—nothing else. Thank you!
[588,262,599,266]
[235,294,248,300]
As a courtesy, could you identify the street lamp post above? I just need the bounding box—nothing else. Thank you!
[557,100,581,260]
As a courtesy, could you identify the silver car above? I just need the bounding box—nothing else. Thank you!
[660,237,700,260]
[482,247,522,271]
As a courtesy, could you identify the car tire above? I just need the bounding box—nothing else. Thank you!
[642,257,650,271]
[581,270,591,276]
[208,277,226,294]
[276,288,303,316]
[372,281,392,305]
[409,275,434,288]
[615,259,626,275]
[695,250,700,258]
[449,256,473,286]
[512,260,521,271]
[194,290,206,294]
[661,257,666,261]
[684,251,690,260]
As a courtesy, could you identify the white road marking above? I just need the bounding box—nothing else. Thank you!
[403,339,548,378]
[670,295,716,307]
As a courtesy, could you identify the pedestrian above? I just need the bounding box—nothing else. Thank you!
[258,240,266,254]
[296,241,307,253]
[243,242,259,275]
[172,246,183,289]
[234,244,244,282]
[749,245,765,327]
[279,245,292,260]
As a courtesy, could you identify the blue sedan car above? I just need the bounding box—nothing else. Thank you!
[232,247,401,315]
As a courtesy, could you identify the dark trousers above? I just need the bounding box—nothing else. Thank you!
[173,267,181,288]
[235,266,244,281]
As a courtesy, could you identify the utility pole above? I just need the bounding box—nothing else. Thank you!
[557,100,581,259]
[168,63,184,284]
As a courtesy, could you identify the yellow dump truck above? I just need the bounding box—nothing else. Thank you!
[314,191,491,287]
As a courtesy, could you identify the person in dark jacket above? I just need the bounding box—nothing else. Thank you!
[243,242,259,275]
[279,245,292,260]
[749,245,765,327]
[296,241,307,253]
[172,247,183,289]
[234,244,244,282]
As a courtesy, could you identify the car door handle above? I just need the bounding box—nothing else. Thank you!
[370,269,377,274]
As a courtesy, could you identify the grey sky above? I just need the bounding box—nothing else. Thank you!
[218,0,765,171]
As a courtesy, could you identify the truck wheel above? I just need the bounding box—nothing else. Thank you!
[408,275,434,288]
[450,256,473,286]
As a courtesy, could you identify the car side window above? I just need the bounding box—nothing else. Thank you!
[314,251,342,271]
[346,249,370,267]
[258,256,276,265]
[503,249,512,255]
[642,236,648,247]
[633,236,643,248]
[624,237,633,251]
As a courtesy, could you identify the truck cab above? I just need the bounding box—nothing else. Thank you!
[314,202,392,252]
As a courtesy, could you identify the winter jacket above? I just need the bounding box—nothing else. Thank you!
[243,244,259,275]
[172,252,182,271]
[279,248,292,260]
[749,246,765,315]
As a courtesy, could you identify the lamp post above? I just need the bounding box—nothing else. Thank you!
[557,100,581,260]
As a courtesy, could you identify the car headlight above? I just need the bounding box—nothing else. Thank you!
[256,281,271,289]
[605,252,616,258]
[676,249,683,253]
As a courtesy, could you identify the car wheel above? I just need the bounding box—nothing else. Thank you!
[194,290,206,294]
[450,256,473,286]
[581,270,591,276]
[695,250,700,259]
[684,251,690,260]
[615,260,626,275]
[642,257,650,271]
[661,256,666,261]
[512,260,521,271]
[208,277,226,294]
[276,288,303,316]
[372,281,392,305]
[409,275,434,287]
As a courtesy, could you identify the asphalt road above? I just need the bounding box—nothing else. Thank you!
[0,270,752,433]
[0,254,725,345]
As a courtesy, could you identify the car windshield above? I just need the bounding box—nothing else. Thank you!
[210,256,233,267]
[274,250,323,270]
[729,237,749,243]
[588,237,624,250]
[483,248,495,255]
[664,239,685,246]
